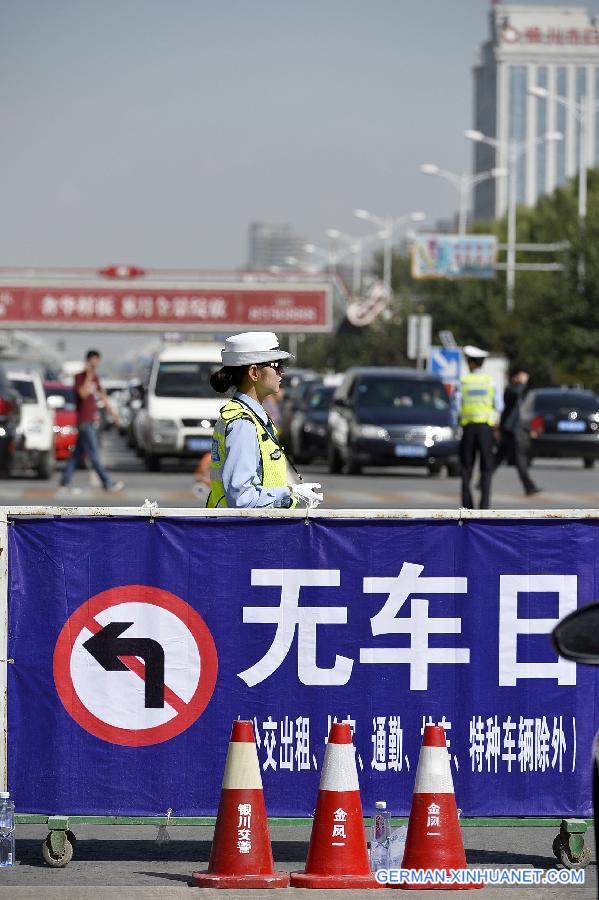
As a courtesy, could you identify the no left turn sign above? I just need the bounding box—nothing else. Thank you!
[53,585,218,746]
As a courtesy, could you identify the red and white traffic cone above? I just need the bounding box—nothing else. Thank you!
[290,722,379,888]
[398,724,482,890]
[191,720,289,888]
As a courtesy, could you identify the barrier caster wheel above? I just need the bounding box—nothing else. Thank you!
[42,833,74,867]
[552,833,591,870]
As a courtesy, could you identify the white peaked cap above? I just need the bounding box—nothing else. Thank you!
[463,344,489,359]
[220,331,294,366]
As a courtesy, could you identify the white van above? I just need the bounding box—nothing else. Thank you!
[138,342,223,471]
[7,370,55,478]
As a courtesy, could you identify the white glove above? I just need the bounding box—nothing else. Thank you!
[292,482,324,508]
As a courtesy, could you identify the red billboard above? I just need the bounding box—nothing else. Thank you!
[0,278,333,332]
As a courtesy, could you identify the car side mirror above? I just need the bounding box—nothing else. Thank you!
[552,601,599,664]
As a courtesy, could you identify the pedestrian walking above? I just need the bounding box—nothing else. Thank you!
[459,345,496,510]
[494,365,541,496]
[206,332,323,509]
[57,350,124,494]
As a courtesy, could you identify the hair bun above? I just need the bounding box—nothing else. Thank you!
[210,368,233,393]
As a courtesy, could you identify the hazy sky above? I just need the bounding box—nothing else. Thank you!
[2,0,599,367]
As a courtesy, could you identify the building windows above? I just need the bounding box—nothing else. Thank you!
[556,67,567,184]
[509,65,528,203]
[536,66,548,198]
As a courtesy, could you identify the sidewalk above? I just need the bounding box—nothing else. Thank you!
[0,823,594,898]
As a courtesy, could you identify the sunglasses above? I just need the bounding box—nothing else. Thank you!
[257,361,285,374]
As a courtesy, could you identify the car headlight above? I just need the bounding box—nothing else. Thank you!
[423,426,455,447]
[151,418,178,441]
[354,424,389,440]
[305,422,327,436]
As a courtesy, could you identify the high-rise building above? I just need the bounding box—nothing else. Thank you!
[247,222,307,270]
[473,3,599,221]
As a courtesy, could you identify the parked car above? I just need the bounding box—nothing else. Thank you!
[520,388,599,468]
[98,378,128,431]
[279,370,320,442]
[8,370,54,478]
[0,366,21,477]
[289,382,336,464]
[136,342,223,471]
[43,381,78,461]
[328,367,460,476]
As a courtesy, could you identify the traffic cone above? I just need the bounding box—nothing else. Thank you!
[290,722,379,888]
[397,725,482,890]
[191,720,289,888]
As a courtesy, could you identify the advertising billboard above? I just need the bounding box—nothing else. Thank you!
[411,235,497,280]
[0,276,335,332]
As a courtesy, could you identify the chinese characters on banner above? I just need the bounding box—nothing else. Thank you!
[7,517,597,817]
[0,284,329,330]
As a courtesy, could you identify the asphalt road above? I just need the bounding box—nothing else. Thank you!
[2,429,599,510]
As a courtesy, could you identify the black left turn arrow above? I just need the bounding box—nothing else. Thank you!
[83,622,165,708]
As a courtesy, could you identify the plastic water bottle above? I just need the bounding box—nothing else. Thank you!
[0,792,15,867]
[388,822,408,867]
[370,800,391,871]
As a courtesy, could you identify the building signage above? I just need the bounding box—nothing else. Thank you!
[500,24,599,46]
[411,235,497,280]
[0,281,332,331]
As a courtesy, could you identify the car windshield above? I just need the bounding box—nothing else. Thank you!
[355,377,449,411]
[307,386,335,410]
[534,392,599,413]
[10,379,37,404]
[45,387,76,410]
[154,361,221,398]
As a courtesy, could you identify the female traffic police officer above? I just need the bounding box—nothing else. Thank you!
[206,332,324,509]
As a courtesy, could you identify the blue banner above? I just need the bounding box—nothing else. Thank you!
[7,516,597,817]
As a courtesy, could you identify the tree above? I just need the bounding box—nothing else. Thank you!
[300,169,599,388]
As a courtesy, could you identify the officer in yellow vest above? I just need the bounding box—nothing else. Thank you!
[207,332,324,509]
[459,345,496,510]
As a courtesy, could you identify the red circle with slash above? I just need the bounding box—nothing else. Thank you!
[53,585,218,746]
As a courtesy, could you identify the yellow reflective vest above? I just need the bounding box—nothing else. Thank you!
[206,398,297,508]
[459,372,495,426]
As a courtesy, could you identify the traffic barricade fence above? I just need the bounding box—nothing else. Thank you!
[0,505,595,865]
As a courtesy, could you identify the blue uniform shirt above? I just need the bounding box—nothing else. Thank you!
[221,392,293,509]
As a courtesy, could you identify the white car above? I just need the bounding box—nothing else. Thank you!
[8,370,55,478]
[137,342,223,471]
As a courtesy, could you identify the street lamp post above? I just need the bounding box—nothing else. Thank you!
[465,129,562,312]
[303,243,340,274]
[325,229,381,293]
[353,209,426,301]
[419,163,507,235]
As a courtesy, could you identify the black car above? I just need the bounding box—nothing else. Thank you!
[328,367,460,476]
[520,388,599,468]
[278,369,320,442]
[0,366,21,477]
[289,382,336,464]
